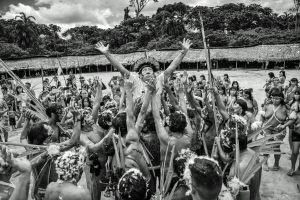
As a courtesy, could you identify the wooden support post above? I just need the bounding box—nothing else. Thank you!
[197,62,199,71]
[164,62,166,71]
[235,61,238,69]
[216,61,219,69]
[283,61,286,69]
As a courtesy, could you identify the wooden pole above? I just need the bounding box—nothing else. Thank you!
[197,62,199,72]
[236,61,238,69]
[199,12,219,157]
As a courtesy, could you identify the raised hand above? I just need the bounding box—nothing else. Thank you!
[0,145,31,174]
[182,71,188,85]
[145,77,157,93]
[179,38,193,52]
[95,42,109,54]
[186,82,194,93]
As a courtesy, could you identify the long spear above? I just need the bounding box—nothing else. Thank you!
[199,12,219,157]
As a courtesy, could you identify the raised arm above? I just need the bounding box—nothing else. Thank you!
[0,146,31,200]
[165,83,180,111]
[124,79,139,143]
[20,111,32,145]
[136,77,156,132]
[212,87,229,122]
[164,38,192,79]
[91,78,103,123]
[176,77,193,137]
[95,42,130,76]
[151,94,169,144]
[59,109,82,150]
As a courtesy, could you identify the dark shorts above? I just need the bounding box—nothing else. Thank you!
[292,130,300,142]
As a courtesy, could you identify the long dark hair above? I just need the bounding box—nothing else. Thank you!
[268,72,275,79]
[229,87,237,97]
[270,88,285,105]
[243,88,253,101]
[279,70,286,78]
[81,97,92,108]
[231,81,240,91]
[16,85,23,95]
[236,99,248,116]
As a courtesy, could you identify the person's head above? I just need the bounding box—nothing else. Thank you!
[224,74,229,80]
[117,168,148,200]
[293,88,300,102]
[268,72,275,79]
[218,86,226,95]
[169,111,187,133]
[16,85,23,94]
[230,133,248,151]
[243,88,253,101]
[270,88,285,106]
[200,75,205,81]
[55,150,85,184]
[112,111,127,137]
[45,104,64,123]
[81,90,89,98]
[1,85,8,95]
[82,97,92,108]
[25,82,31,89]
[184,157,222,200]
[238,89,244,97]
[290,78,298,87]
[279,70,286,78]
[98,110,113,130]
[104,99,118,116]
[231,81,239,90]
[229,87,237,96]
[140,65,155,80]
[27,122,53,145]
[272,77,279,86]
[232,99,248,116]
[54,76,58,81]
[49,92,56,101]
[142,112,157,133]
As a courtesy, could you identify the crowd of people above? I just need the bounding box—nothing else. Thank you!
[0,38,299,200]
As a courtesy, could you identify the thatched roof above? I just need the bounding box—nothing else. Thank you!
[1,44,300,72]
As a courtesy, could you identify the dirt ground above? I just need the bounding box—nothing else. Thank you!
[4,69,300,199]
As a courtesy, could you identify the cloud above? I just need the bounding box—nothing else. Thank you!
[2,0,130,32]
[1,0,293,33]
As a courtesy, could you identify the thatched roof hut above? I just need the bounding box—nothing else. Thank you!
[1,43,300,72]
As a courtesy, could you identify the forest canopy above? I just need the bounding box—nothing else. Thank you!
[0,2,300,59]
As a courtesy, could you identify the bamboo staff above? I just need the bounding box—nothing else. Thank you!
[0,142,47,149]
[0,59,68,137]
[235,123,240,179]
[199,12,219,157]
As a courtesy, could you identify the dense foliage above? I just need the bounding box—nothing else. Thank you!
[0,2,300,59]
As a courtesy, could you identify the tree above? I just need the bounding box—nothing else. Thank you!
[294,0,300,29]
[13,12,38,49]
[129,0,159,17]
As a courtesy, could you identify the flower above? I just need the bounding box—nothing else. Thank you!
[227,176,246,197]
[47,144,60,157]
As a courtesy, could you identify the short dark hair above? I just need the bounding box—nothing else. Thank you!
[118,169,148,200]
[27,122,49,145]
[268,72,275,78]
[169,112,187,133]
[112,112,127,137]
[236,99,248,116]
[230,133,248,151]
[189,158,222,200]
[98,111,113,130]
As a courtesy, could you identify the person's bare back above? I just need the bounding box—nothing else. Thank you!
[45,182,91,200]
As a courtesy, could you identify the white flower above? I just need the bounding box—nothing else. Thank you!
[47,144,60,157]
[251,121,263,131]
[232,114,247,126]
[227,177,246,197]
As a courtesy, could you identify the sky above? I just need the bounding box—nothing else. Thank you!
[0,0,295,32]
